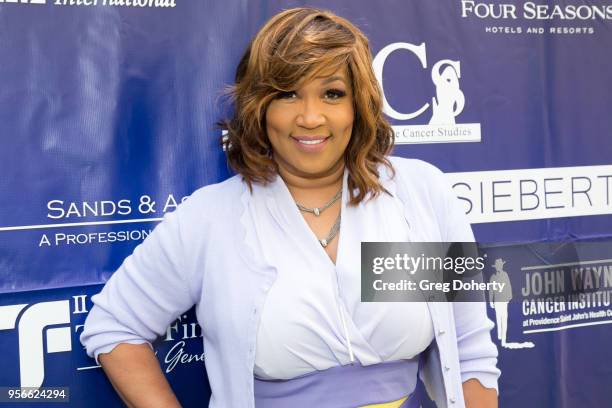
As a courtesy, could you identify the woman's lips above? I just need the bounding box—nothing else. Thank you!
[291,136,330,153]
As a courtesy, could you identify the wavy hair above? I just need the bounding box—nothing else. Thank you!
[221,7,395,204]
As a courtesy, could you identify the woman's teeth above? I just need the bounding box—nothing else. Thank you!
[298,139,325,145]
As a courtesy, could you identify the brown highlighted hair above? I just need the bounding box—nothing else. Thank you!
[222,7,395,205]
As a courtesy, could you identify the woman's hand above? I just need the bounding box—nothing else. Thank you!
[98,343,182,408]
[462,378,498,408]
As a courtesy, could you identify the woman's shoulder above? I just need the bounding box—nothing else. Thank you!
[170,174,246,223]
[386,156,474,241]
[188,174,245,204]
[387,156,446,182]
[384,156,449,197]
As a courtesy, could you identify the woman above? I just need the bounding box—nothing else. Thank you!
[81,7,500,408]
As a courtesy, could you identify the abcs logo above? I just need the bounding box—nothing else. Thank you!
[372,42,481,144]
[0,300,72,388]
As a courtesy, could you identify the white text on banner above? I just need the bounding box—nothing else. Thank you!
[447,165,612,223]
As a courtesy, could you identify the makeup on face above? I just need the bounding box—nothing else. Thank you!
[265,68,354,180]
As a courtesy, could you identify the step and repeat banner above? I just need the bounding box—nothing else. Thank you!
[1,0,611,406]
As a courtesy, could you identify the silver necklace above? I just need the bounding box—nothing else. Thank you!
[319,213,341,248]
[296,188,342,216]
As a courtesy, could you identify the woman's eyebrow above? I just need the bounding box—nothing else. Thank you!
[320,75,346,85]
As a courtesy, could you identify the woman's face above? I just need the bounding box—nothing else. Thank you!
[265,67,354,179]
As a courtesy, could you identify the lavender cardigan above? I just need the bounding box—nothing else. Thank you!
[80,157,500,408]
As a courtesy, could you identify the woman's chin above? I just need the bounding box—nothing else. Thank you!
[290,159,344,179]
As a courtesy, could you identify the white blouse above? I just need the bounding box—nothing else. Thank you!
[252,166,434,380]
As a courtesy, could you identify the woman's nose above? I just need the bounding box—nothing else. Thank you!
[295,99,325,129]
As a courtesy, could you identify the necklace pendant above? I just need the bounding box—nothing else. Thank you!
[320,238,328,247]
[314,207,320,216]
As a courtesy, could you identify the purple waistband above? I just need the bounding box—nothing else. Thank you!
[254,359,418,408]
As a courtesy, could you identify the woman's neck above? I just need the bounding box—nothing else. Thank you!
[276,159,344,203]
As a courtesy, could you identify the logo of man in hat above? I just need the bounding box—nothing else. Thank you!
[489,258,512,347]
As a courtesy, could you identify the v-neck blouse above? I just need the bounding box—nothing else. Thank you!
[252,167,434,380]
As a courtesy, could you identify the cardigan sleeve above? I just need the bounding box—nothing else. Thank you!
[80,201,200,364]
[435,165,502,393]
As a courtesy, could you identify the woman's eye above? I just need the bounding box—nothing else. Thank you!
[325,89,346,100]
[276,91,297,99]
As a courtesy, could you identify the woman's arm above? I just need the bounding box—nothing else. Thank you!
[81,196,204,406]
[99,343,181,408]
[433,162,501,406]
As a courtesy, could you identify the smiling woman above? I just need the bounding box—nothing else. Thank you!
[223,7,394,205]
[80,7,500,408]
